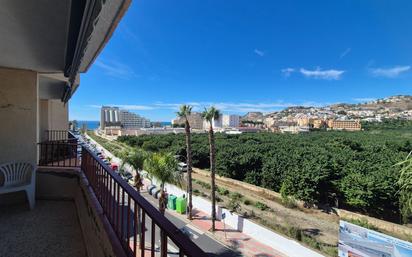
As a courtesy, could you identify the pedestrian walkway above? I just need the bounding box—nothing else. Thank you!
[172,208,287,257]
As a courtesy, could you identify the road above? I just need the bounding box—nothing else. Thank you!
[140,190,241,257]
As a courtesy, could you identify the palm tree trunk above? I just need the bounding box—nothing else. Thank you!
[159,187,166,214]
[159,187,167,257]
[185,119,193,220]
[209,123,216,231]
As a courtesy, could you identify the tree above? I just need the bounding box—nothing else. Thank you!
[119,149,146,192]
[144,152,181,257]
[397,152,412,223]
[202,106,221,231]
[144,152,182,214]
[177,105,194,219]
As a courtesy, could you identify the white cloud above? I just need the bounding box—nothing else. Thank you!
[254,49,265,57]
[281,68,295,77]
[95,59,138,79]
[369,65,410,78]
[300,68,345,80]
[339,48,351,59]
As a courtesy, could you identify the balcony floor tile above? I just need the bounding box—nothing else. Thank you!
[0,200,86,257]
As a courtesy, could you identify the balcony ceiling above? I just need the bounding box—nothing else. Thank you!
[0,0,130,74]
[0,0,71,72]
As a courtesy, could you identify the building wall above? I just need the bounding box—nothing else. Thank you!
[222,114,240,128]
[38,99,68,141]
[100,106,121,129]
[120,110,151,129]
[39,100,49,142]
[0,68,38,164]
[48,99,68,131]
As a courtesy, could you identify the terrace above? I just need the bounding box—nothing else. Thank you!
[0,0,205,256]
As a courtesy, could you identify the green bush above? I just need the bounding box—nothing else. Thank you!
[217,187,230,196]
[230,192,243,200]
[255,201,269,211]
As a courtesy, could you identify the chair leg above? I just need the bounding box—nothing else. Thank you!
[26,188,35,210]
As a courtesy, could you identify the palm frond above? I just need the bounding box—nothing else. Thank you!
[144,152,182,189]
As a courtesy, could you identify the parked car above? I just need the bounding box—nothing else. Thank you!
[123,172,133,180]
[111,163,119,171]
[178,162,188,172]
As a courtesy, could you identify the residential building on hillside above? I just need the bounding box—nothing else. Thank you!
[120,110,151,128]
[264,116,277,127]
[296,117,311,127]
[312,119,327,129]
[327,119,362,131]
[222,114,240,128]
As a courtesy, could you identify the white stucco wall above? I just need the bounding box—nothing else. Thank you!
[0,68,38,164]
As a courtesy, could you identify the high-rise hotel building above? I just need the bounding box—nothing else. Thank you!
[100,106,121,129]
[100,106,151,129]
[119,110,151,129]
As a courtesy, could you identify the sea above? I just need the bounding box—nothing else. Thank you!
[76,120,172,130]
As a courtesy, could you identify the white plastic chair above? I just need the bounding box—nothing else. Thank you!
[0,162,36,209]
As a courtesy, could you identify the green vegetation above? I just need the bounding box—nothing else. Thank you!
[118,125,412,222]
[144,152,182,213]
[258,218,338,256]
[195,179,211,190]
[362,119,412,131]
[397,154,412,223]
[255,201,269,211]
[88,131,128,156]
[217,186,230,196]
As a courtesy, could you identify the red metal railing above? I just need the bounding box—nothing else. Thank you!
[38,130,80,167]
[81,146,206,257]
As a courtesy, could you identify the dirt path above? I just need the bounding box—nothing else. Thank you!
[192,168,339,247]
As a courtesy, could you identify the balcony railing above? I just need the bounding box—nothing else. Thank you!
[45,129,77,142]
[81,146,206,257]
[38,130,80,167]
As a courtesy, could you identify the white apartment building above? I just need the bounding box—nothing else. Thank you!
[120,110,151,129]
[203,115,223,129]
[100,106,121,129]
[222,114,240,128]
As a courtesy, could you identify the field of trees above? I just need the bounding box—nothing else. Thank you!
[118,123,412,223]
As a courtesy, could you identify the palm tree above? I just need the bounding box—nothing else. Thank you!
[397,152,412,223]
[202,106,221,231]
[120,149,146,191]
[177,105,194,219]
[144,152,182,214]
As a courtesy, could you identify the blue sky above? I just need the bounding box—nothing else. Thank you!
[70,0,412,121]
